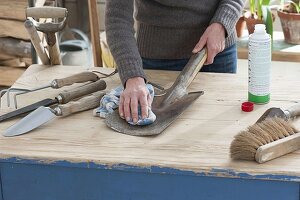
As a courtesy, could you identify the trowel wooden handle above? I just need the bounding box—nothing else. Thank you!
[24,20,50,65]
[255,132,300,163]
[26,7,68,18]
[58,79,106,103]
[56,91,105,117]
[285,103,300,119]
[51,72,99,89]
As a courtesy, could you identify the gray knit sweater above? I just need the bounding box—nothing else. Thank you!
[105,0,245,85]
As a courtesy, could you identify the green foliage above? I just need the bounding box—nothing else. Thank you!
[249,0,271,19]
[248,0,273,40]
[288,0,300,13]
[262,6,273,39]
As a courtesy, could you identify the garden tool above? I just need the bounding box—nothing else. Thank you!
[105,48,207,136]
[3,91,105,137]
[230,103,300,163]
[0,72,99,109]
[26,6,68,65]
[256,103,300,123]
[24,19,50,65]
[0,79,106,122]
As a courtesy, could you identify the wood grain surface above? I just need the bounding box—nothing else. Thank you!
[1,61,300,181]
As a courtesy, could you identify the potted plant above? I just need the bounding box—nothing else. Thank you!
[244,0,274,38]
[236,10,247,38]
[277,0,300,44]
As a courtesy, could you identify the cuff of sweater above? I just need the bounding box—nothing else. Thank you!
[117,60,147,86]
[210,6,238,37]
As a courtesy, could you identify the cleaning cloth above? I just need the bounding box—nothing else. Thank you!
[93,84,156,125]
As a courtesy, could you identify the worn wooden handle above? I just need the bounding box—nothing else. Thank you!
[162,48,207,104]
[255,132,300,163]
[58,79,106,103]
[56,91,105,117]
[24,20,50,65]
[26,7,68,18]
[48,38,62,65]
[51,72,99,88]
[285,103,300,119]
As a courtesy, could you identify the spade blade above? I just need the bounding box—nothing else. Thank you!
[105,92,203,136]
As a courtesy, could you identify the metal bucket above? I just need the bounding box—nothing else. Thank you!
[59,29,93,69]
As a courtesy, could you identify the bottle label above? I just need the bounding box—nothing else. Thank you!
[248,38,271,99]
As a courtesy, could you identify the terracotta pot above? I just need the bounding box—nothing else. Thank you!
[236,16,247,37]
[244,11,275,35]
[244,11,264,34]
[277,9,300,44]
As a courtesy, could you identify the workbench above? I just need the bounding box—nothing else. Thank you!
[0,60,300,200]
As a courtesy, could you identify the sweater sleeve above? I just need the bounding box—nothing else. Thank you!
[105,0,146,86]
[210,0,245,37]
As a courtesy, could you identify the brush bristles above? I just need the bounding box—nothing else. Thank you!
[230,118,298,161]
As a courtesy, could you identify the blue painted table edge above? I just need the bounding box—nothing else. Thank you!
[1,157,299,183]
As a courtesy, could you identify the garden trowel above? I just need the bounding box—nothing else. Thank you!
[256,103,300,123]
[105,48,207,136]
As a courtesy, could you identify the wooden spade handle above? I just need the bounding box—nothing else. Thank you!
[24,20,50,65]
[285,103,300,119]
[162,48,207,104]
[255,132,300,163]
[58,79,106,103]
[55,91,105,117]
[26,7,68,19]
[48,36,62,65]
[51,72,99,89]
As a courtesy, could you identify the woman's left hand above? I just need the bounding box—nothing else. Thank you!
[192,23,226,65]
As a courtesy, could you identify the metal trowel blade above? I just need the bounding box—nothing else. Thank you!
[2,106,56,137]
[256,107,286,123]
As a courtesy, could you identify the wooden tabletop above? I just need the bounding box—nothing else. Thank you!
[1,60,300,181]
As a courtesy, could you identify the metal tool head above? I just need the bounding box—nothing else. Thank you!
[105,49,207,136]
[256,107,286,123]
[0,88,31,109]
[105,91,204,136]
[0,98,57,123]
[2,106,56,137]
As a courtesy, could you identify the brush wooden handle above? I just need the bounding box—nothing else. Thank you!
[56,91,105,117]
[51,72,99,89]
[58,79,106,104]
[24,20,50,65]
[26,7,68,18]
[285,103,300,119]
[162,48,207,104]
[255,132,300,163]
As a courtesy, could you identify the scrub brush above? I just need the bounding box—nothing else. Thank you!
[230,117,300,163]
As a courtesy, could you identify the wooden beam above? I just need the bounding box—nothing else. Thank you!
[0,38,31,58]
[88,0,102,67]
[0,66,25,86]
[0,0,27,21]
[0,19,30,41]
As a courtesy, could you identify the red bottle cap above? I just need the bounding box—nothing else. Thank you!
[241,102,254,112]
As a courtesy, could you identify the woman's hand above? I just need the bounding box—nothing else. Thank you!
[193,23,226,65]
[119,77,152,123]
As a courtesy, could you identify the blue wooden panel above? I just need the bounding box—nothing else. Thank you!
[0,162,299,200]
[0,167,3,200]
